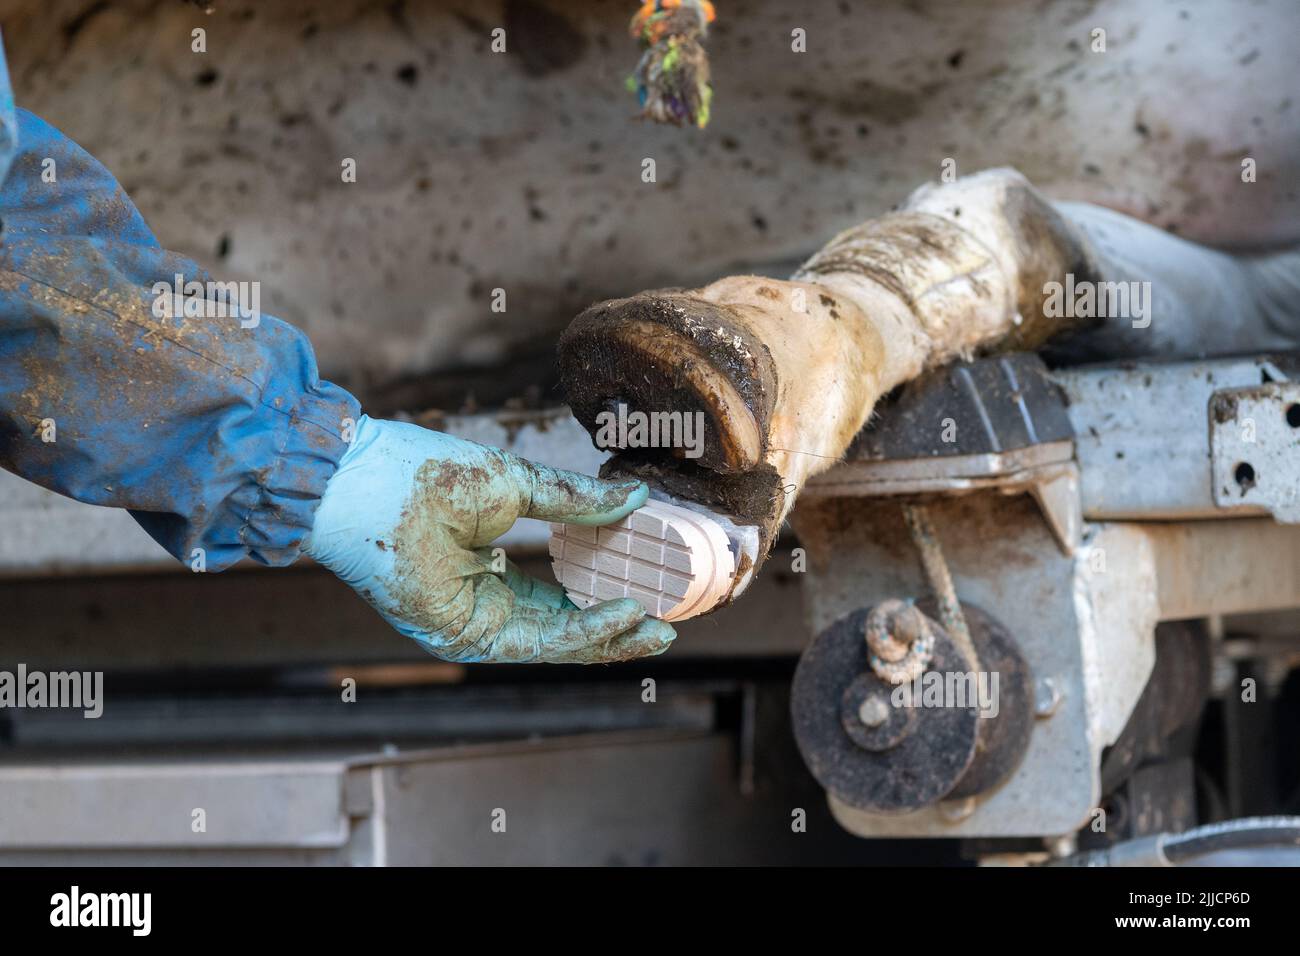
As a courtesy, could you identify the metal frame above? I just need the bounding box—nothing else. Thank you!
[5,353,1300,852]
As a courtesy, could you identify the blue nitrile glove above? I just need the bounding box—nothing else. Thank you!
[303,415,677,663]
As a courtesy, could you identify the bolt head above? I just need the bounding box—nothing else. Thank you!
[938,796,978,822]
[858,695,891,728]
[1034,676,1062,718]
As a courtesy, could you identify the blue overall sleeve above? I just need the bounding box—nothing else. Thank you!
[0,43,361,571]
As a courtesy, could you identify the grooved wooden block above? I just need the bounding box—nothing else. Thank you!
[549,500,736,622]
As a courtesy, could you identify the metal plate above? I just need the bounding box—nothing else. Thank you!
[793,600,1034,814]
[1210,382,1300,522]
[846,353,1073,461]
[1060,354,1300,521]
[791,606,979,814]
[942,602,1035,799]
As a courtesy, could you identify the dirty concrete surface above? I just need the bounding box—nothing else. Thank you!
[3,0,1296,411]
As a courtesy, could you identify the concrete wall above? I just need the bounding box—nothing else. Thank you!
[2,0,1296,408]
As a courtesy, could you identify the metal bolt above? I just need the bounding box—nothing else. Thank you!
[938,796,977,822]
[858,695,890,728]
[1044,834,1077,859]
[1034,676,1062,718]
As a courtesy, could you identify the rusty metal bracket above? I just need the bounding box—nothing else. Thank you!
[1210,381,1300,522]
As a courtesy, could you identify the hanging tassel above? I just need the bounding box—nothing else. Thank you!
[627,1,716,129]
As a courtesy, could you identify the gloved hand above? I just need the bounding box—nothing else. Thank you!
[303,415,676,663]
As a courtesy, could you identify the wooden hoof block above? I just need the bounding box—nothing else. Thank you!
[549,500,736,622]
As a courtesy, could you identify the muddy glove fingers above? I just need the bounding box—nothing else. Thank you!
[471,550,678,662]
[518,600,674,663]
[426,568,649,663]
[429,443,647,549]
[360,546,653,663]
[304,415,671,663]
[504,597,661,664]
[498,451,649,528]
[473,548,571,608]
[594,617,677,661]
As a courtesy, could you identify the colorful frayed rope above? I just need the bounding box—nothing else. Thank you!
[865,598,936,685]
[627,1,715,128]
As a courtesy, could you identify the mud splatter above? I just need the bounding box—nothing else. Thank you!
[505,0,587,77]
